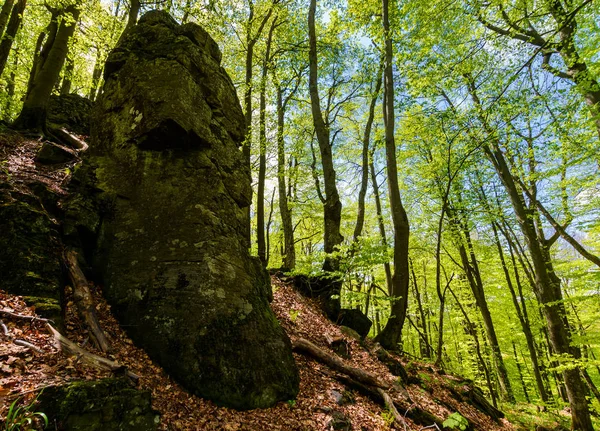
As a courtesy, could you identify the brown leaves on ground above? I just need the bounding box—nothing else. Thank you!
[1,275,515,430]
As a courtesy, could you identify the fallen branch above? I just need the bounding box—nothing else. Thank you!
[0,319,8,336]
[46,323,139,384]
[292,338,386,388]
[333,373,442,428]
[377,387,409,430]
[64,249,111,353]
[0,318,44,353]
[0,309,52,324]
[49,126,88,151]
[14,339,43,354]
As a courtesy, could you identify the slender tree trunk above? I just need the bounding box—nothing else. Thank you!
[411,259,431,358]
[88,49,102,101]
[513,341,531,403]
[0,0,25,78]
[376,0,410,351]
[449,284,498,408]
[466,76,593,430]
[308,0,344,318]
[448,201,514,403]
[276,86,295,270]
[60,52,74,95]
[0,0,15,38]
[353,62,383,242]
[242,0,273,246]
[117,0,140,44]
[493,220,549,403]
[2,49,16,117]
[369,155,393,294]
[13,4,79,131]
[256,17,276,266]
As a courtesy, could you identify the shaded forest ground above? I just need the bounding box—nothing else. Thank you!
[0,131,577,430]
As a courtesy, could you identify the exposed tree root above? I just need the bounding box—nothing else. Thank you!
[46,323,139,383]
[64,249,111,353]
[292,337,442,429]
[292,338,386,388]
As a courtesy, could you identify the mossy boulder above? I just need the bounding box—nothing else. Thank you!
[0,185,64,323]
[47,94,93,136]
[38,378,159,430]
[90,10,298,409]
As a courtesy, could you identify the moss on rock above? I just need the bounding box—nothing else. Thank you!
[38,378,159,430]
[90,10,298,410]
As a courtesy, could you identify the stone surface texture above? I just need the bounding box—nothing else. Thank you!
[38,378,159,430]
[90,10,298,409]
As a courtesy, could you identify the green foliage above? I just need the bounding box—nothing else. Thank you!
[3,394,48,431]
[380,409,395,426]
[442,412,469,431]
[288,309,300,323]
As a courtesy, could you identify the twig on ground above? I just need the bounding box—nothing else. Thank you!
[0,309,53,324]
[14,339,43,354]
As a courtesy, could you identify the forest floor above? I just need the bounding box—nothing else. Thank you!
[1,278,519,431]
[0,130,574,430]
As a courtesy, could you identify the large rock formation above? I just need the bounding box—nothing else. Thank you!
[90,11,299,409]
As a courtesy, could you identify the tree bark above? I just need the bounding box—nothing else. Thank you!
[0,0,25,78]
[292,338,386,388]
[376,0,410,351]
[276,85,296,270]
[13,4,79,132]
[64,250,110,352]
[369,155,393,293]
[353,62,383,242]
[60,52,74,95]
[256,16,276,266]
[308,0,344,316]
[0,0,15,38]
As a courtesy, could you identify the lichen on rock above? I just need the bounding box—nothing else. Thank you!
[90,10,299,409]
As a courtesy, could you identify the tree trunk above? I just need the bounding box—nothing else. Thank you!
[60,52,74,95]
[353,62,383,242]
[448,284,498,408]
[376,0,410,351]
[466,76,593,431]
[256,16,276,266]
[308,0,343,317]
[117,0,140,44]
[447,202,514,403]
[13,4,79,132]
[276,84,296,270]
[88,49,102,101]
[493,220,549,403]
[410,259,431,358]
[0,0,25,78]
[369,155,393,293]
[0,0,15,38]
[242,0,273,246]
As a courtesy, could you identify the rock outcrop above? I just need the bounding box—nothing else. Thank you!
[38,378,159,430]
[90,11,299,409]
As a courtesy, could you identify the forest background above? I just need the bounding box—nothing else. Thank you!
[0,0,599,427]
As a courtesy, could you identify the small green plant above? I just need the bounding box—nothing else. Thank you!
[442,412,469,431]
[0,160,10,179]
[286,399,296,408]
[380,410,395,426]
[3,394,48,431]
[289,309,300,322]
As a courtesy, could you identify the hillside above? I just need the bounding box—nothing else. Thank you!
[1,273,516,431]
